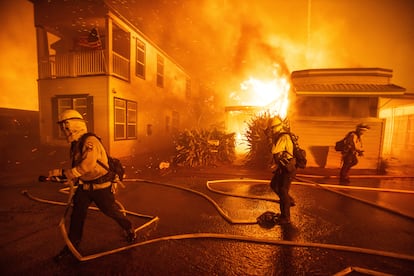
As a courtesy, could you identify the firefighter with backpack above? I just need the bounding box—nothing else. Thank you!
[339,123,370,184]
[269,116,297,225]
[47,109,136,262]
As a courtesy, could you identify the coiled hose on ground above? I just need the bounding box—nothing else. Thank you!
[22,175,414,263]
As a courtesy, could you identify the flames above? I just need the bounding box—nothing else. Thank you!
[239,75,290,119]
[227,69,291,156]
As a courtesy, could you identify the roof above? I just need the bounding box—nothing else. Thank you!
[291,68,393,78]
[291,68,406,96]
[293,83,406,96]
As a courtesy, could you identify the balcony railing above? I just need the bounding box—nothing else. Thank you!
[38,50,129,81]
[112,52,130,81]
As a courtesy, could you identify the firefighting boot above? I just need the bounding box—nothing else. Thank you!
[126,229,137,243]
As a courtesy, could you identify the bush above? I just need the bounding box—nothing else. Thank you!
[244,113,273,169]
[173,129,235,167]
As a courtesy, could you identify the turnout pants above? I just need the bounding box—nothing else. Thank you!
[68,185,132,247]
[270,166,296,220]
[340,152,358,182]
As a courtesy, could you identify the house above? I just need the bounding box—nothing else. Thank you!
[32,0,198,158]
[290,68,406,170]
[378,95,414,166]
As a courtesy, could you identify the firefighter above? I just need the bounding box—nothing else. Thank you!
[269,116,296,225]
[49,109,136,262]
[339,123,370,184]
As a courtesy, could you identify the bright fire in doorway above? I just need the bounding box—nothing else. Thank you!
[226,68,291,156]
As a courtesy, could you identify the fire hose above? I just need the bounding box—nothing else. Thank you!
[22,177,414,263]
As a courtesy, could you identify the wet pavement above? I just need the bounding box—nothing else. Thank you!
[1,155,414,275]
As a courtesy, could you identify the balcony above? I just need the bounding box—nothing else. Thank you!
[38,50,130,81]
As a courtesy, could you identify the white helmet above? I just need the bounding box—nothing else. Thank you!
[57,109,84,123]
[57,109,87,143]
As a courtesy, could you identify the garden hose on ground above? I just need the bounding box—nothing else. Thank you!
[207,177,414,221]
[22,175,414,263]
[293,176,414,222]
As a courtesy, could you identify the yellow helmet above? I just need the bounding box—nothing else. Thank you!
[57,109,84,124]
[271,116,283,128]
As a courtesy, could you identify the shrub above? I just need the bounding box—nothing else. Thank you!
[244,113,273,169]
[173,128,235,167]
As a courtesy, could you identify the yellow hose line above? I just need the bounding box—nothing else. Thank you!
[206,180,279,203]
[59,231,414,262]
[205,178,414,195]
[297,173,414,179]
[294,176,414,221]
[21,190,156,220]
[293,181,414,194]
[207,178,414,221]
[125,178,257,225]
[22,177,414,263]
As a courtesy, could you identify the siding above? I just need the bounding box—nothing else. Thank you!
[291,118,384,169]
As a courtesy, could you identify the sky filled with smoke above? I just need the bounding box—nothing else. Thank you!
[0,0,413,111]
[116,0,414,98]
[0,0,37,111]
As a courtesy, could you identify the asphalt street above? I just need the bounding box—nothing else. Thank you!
[1,155,414,275]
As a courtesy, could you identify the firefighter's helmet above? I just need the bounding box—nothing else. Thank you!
[356,123,370,131]
[57,109,84,124]
[57,109,87,143]
[271,116,283,128]
[271,116,287,133]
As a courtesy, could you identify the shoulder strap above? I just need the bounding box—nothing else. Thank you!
[97,159,110,171]
[78,132,110,172]
[274,131,290,142]
[78,132,99,151]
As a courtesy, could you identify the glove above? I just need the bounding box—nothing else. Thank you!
[63,168,77,181]
[48,168,63,177]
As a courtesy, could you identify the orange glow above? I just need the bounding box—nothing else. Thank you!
[228,68,291,156]
[239,76,290,119]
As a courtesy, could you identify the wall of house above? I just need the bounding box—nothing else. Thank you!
[35,4,197,161]
[38,77,108,146]
[379,100,414,166]
[106,14,194,158]
[292,117,384,170]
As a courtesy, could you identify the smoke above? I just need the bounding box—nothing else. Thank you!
[0,0,38,111]
[121,0,414,94]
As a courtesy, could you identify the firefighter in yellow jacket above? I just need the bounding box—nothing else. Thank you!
[48,109,136,262]
[269,116,296,225]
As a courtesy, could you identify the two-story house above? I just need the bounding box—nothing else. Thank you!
[32,0,198,158]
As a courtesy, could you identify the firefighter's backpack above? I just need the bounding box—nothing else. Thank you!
[289,133,307,169]
[78,133,125,181]
[335,131,353,152]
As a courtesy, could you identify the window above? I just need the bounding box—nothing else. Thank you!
[52,95,93,138]
[135,38,145,79]
[114,98,137,140]
[156,54,164,88]
[112,24,130,80]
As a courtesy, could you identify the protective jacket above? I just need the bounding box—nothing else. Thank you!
[343,131,363,154]
[272,132,294,167]
[68,134,112,190]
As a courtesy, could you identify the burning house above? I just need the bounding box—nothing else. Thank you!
[32,0,198,158]
[225,67,408,170]
[291,67,406,170]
